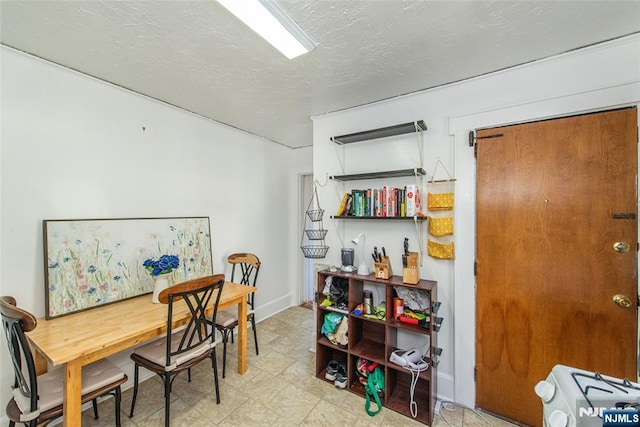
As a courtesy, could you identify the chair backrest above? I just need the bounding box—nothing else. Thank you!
[228,253,260,308]
[157,274,225,369]
[0,296,39,421]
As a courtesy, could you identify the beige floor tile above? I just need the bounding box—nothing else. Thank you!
[438,402,465,426]
[122,376,170,422]
[134,397,208,427]
[248,348,297,376]
[264,383,321,423]
[217,397,283,426]
[381,408,428,426]
[237,368,291,406]
[80,395,137,427]
[300,399,359,426]
[170,363,220,406]
[191,381,249,423]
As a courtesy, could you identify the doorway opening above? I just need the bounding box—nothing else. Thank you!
[299,173,315,309]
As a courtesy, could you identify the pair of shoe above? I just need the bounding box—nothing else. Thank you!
[325,360,347,389]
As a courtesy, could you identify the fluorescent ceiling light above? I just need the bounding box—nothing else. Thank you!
[217,0,315,59]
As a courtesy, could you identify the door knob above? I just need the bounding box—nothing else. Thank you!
[613,241,630,253]
[612,294,633,308]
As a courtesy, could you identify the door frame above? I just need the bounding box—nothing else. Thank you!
[450,88,640,408]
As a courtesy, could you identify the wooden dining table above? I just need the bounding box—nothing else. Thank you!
[26,281,255,427]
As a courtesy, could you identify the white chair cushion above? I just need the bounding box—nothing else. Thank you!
[133,332,214,371]
[12,358,125,416]
[213,308,255,328]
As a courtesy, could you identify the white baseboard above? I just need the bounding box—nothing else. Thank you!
[436,370,455,403]
[255,293,294,322]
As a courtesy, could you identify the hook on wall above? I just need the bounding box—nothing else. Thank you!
[314,172,329,187]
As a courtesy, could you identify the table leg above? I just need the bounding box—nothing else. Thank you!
[63,359,82,426]
[237,295,248,374]
[33,349,48,375]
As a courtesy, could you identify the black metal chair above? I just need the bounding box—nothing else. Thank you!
[0,296,127,427]
[128,274,225,427]
[213,253,260,378]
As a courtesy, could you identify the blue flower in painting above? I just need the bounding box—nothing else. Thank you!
[188,240,194,246]
[87,265,97,273]
[88,287,96,295]
[49,285,56,292]
[190,257,195,263]
[48,262,59,269]
[113,275,121,281]
[143,254,179,277]
[63,257,70,262]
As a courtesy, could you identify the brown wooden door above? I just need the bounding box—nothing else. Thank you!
[475,108,638,426]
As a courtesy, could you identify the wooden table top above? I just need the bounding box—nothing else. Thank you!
[26,281,255,366]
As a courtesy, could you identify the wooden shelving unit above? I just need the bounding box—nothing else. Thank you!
[315,270,441,425]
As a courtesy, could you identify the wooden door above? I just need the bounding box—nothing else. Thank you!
[475,108,638,426]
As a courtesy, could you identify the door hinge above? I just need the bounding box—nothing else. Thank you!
[474,366,477,382]
[474,260,478,276]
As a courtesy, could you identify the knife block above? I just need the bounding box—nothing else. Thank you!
[402,252,419,284]
[374,256,392,279]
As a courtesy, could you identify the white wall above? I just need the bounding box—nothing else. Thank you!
[0,45,312,422]
[312,34,640,406]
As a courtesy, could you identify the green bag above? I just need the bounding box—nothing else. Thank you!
[356,358,385,416]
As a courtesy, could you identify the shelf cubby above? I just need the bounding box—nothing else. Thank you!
[386,368,434,425]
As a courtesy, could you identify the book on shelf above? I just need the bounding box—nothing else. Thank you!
[336,193,352,216]
[339,185,420,217]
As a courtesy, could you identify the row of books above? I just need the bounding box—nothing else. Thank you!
[336,185,420,217]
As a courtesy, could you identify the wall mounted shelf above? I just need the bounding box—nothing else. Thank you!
[331,120,427,145]
[330,168,426,182]
[331,215,426,221]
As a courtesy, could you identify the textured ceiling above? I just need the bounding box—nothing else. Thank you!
[2,1,639,148]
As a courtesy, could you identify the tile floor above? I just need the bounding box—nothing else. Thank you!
[80,306,517,426]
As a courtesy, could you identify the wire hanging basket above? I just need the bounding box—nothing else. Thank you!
[306,209,325,222]
[300,183,329,259]
[304,229,328,240]
[300,245,330,259]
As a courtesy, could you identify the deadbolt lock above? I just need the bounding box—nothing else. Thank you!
[613,241,630,253]
[612,294,632,308]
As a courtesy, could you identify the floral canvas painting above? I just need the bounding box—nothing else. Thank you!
[43,217,213,319]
